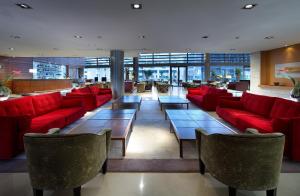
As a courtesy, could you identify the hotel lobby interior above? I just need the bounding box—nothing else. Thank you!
[1,0,300,196]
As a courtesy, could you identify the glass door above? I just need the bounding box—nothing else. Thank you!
[171,66,187,86]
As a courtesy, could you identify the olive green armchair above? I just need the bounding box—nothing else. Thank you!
[195,128,285,196]
[24,129,111,196]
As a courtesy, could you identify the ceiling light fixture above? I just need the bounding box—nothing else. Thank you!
[16,3,32,9]
[10,35,21,39]
[235,36,240,39]
[9,47,14,51]
[264,36,274,39]
[131,3,142,9]
[202,35,209,39]
[138,35,146,39]
[242,4,257,10]
[97,35,102,39]
[74,35,83,39]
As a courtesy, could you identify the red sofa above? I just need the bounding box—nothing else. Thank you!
[186,85,232,111]
[217,92,300,161]
[66,86,112,111]
[0,92,86,159]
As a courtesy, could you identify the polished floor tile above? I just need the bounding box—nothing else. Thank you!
[0,172,299,196]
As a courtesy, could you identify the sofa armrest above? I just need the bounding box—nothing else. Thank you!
[291,117,300,161]
[0,116,31,159]
[61,98,83,108]
[218,99,243,109]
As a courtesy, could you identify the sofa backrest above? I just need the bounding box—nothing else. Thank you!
[0,96,36,117]
[31,92,62,116]
[89,86,100,94]
[241,92,276,117]
[72,87,91,94]
[207,87,227,94]
[270,98,300,119]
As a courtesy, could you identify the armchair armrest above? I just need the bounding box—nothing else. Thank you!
[98,128,112,156]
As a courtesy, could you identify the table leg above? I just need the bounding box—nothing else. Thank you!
[179,140,183,158]
[187,103,189,110]
[160,104,163,111]
[165,112,167,120]
[122,139,126,156]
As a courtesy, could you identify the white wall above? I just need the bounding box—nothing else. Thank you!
[250,52,292,99]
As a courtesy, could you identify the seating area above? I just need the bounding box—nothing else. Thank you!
[1,1,300,196]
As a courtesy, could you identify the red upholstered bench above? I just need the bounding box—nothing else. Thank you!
[217,92,300,161]
[0,92,86,159]
[186,85,232,111]
[66,86,112,111]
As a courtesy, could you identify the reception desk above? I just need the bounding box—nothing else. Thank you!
[12,79,73,94]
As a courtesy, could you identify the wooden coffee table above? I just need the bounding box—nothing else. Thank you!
[165,109,236,158]
[112,96,142,110]
[69,109,136,156]
[158,96,189,112]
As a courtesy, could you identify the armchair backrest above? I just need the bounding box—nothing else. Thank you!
[24,130,111,190]
[196,129,284,191]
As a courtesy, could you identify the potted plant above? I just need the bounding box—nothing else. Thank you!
[235,68,242,82]
[0,70,20,101]
[289,76,300,102]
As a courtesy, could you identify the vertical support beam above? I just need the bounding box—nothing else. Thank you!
[133,57,139,82]
[65,65,69,78]
[204,53,210,81]
[110,50,125,99]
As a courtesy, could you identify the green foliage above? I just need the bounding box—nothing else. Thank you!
[235,68,242,76]
[288,76,300,98]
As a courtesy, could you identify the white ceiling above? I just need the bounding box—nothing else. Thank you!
[0,0,300,57]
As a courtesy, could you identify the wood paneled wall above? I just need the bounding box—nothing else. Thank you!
[261,44,300,86]
[12,79,72,94]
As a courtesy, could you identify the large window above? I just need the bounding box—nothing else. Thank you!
[84,57,110,66]
[210,65,250,81]
[84,68,110,82]
[187,66,205,82]
[139,67,170,81]
[139,53,205,65]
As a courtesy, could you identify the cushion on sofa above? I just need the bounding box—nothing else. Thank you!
[241,92,275,117]
[237,115,273,133]
[270,98,300,119]
[30,113,65,133]
[31,92,62,116]
[48,107,85,125]
[0,96,36,117]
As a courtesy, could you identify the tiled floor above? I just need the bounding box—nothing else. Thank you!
[1,172,299,196]
[1,87,299,196]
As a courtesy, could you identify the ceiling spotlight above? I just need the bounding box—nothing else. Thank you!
[131,3,142,9]
[9,47,15,51]
[138,35,146,39]
[10,35,21,39]
[235,36,240,39]
[202,35,209,39]
[97,35,102,39]
[74,35,83,39]
[16,3,32,9]
[242,4,257,9]
[264,36,274,39]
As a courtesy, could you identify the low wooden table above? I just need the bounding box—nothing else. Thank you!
[69,109,136,156]
[165,109,236,158]
[158,96,190,113]
[112,96,142,110]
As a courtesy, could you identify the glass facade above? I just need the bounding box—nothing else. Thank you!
[83,53,250,84]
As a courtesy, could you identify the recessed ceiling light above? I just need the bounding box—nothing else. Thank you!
[16,3,32,9]
[138,35,146,39]
[10,35,21,39]
[74,35,83,39]
[202,35,209,39]
[264,36,274,39]
[235,36,240,39]
[131,3,142,9]
[242,4,257,10]
[9,47,14,51]
[97,35,102,39]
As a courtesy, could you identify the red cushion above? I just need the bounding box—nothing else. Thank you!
[0,96,36,117]
[31,92,62,116]
[75,87,92,94]
[188,89,202,95]
[218,99,244,110]
[48,107,85,125]
[30,113,65,133]
[216,107,258,130]
[61,99,83,108]
[270,98,300,119]
[241,92,275,117]
[89,86,100,95]
[238,115,273,133]
[200,85,210,94]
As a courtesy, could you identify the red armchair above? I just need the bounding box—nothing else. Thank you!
[0,92,86,159]
[66,86,112,111]
[216,92,300,161]
[186,85,232,111]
